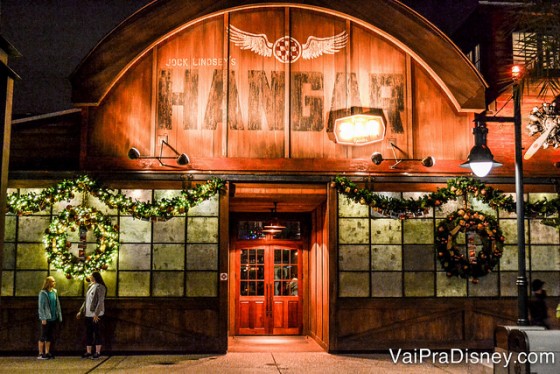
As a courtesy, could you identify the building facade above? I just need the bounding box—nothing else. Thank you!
[1,0,559,353]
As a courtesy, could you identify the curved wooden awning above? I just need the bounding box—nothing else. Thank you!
[70,0,487,112]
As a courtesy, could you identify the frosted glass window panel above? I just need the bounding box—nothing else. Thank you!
[338,193,369,217]
[339,272,369,297]
[404,272,434,297]
[529,220,559,244]
[500,219,529,244]
[186,272,217,297]
[403,245,434,271]
[121,189,152,203]
[153,217,185,243]
[118,271,150,296]
[1,271,13,296]
[500,245,520,271]
[153,271,184,296]
[371,245,402,270]
[52,193,83,214]
[15,271,47,296]
[436,273,467,297]
[4,215,16,241]
[403,219,433,244]
[186,244,218,270]
[339,218,369,244]
[153,244,185,270]
[339,245,369,271]
[2,243,15,269]
[371,219,402,244]
[119,217,152,243]
[119,244,151,270]
[17,243,48,269]
[85,194,118,215]
[51,272,83,296]
[437,199,461,218]
[18,216,50,242]
[500,272,518,296]
[468,272,498,297]
[470,198,497,216]
[154,190,182,200]
[99,270,117,297]
[531,245,560,271]
[187,217,219,243]
[188,194,219,217]
[371,272,402,297]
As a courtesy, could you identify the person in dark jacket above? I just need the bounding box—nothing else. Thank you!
[529,279,549,329]
[37,276,62,359]
[76,271,107,359]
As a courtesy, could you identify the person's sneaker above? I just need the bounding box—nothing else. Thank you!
[37,354,47,360]
[91,352,100,359]
[81,352,92,359]
[45,353,54,359]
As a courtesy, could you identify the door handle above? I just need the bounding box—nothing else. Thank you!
[266,283,273,317]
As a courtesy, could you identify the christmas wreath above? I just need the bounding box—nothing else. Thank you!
[435,208,505,283]
[43,206,119,279]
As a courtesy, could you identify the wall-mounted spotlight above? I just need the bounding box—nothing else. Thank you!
[370,143,435,168]
[128,140,189,166]
[371,152,383,165]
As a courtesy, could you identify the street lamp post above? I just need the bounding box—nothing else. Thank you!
[466,73,528,325]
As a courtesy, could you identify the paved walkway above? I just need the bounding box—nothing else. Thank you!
[0,352,489,374]
[0,337,493,373]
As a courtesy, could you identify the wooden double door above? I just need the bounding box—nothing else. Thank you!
[236,244,302,335]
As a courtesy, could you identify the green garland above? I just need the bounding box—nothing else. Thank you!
[8,175,225,279]
[436,208,505,282]
[332,176,560,224]
[332,175,560,282]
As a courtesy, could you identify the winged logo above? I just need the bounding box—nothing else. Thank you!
[229,25,348,63]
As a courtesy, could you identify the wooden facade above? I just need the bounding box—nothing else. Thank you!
[2,0,560,354]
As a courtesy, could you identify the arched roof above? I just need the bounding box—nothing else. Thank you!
[70,0,487,112]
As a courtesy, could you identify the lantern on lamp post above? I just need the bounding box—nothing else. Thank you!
[461,65,528,325]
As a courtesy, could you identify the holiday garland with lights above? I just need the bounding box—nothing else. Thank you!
[7,175,225,279]
[333,176,560,282]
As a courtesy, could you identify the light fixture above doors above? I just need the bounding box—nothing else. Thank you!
[262,202,286,234]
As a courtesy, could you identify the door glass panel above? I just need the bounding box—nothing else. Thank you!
[274,248,298,296]
[240,248,265,296]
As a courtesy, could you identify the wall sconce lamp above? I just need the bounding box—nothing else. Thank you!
[333,107,386,146]
[460,120,502,177]
[371,143,435,169]
[128,140,189,166]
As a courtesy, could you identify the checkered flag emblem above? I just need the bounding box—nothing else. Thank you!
[229,25,348,64]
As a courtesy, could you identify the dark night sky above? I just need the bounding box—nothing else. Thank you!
[1,0,152,118]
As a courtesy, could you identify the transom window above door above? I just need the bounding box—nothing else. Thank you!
[237,220,301,240]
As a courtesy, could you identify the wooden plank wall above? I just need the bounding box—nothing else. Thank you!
[307,198,329,349]
[0,299,227,353]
